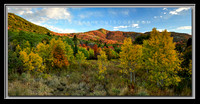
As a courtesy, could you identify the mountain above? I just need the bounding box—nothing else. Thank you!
[8,13,192,44]
[144,32,192,42]
[8,13,51,35]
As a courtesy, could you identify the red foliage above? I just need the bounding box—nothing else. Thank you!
[52,45,69,68]
[92,44,98,58]
[82,44,87,48]
[108,46,114,50]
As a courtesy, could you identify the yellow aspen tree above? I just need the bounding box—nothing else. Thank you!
[23,41,31,54]
[19,50,44,72]
[119,37,143,84]
[97,49,108,80]
[142,28,182,89]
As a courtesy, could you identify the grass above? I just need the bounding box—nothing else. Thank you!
[8,59,192,96]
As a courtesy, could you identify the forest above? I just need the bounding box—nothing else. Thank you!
[8,27,192,96]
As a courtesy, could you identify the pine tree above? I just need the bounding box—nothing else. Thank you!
[73,35,78,56]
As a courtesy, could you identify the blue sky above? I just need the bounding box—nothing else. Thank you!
[8,7,192,34]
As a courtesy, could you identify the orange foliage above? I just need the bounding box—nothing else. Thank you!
[108,46,114,50]
[52,45,69,68]
[92,44,98,58]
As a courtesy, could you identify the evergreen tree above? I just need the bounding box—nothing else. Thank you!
[73,35,78,56]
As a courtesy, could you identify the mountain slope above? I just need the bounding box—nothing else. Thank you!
[8,13,192,44]
[144,32,192,42]
[8,13,51,35]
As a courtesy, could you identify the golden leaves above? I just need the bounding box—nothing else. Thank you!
[97,50,108,80]
[142,28,182,87]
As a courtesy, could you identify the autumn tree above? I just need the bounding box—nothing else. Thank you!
[119,37,143,85]
[92,44,98,58]
[103,47,117,60]
[19,50,45,72]
[142,28,182,90]
[49,38,69,69]
[97,49,108,80]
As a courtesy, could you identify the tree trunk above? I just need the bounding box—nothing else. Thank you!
[133,71,135,84]
[130,72,132,84]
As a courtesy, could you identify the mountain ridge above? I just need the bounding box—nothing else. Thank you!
[8,13,192,44]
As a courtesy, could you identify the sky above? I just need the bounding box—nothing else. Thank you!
[7,7,192,35]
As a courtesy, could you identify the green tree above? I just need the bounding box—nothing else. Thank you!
[76,51,87,69]
[73,35,78,56]
[78,47,89,59]
[65,42,74,62]
[133,34,150,44]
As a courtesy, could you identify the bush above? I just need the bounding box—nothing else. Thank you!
[20,72,31,82]
[112,88,121,95]
[78,47,89,59]
[69,72,82,83]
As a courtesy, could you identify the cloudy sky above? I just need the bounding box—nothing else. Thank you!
[7,7,192,34]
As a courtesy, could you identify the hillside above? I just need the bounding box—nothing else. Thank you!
[8,13,192,44]
[144,32,192,42]
[8,13,51,35]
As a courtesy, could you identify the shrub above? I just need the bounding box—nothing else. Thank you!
[112,88,121,95]
[78,47,89,59]
[69,72,82,83]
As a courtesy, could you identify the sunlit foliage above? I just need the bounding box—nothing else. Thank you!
[119,37,143,84]
[19,50,44,72]
[97,49,108,80]
[142,28,182,89]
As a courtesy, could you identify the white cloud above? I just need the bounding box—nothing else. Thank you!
[114,25,129,29]
[8,7,33,15]
[176,26,191,30]
[113,23,139,30]
[163,8,168,10]
[8,7,72,23]
[40,8,71,20]
[163,12,167,14]
[160,16,163,18]
[141,21,146,24]
[169,7,190,15]
[157,29,165,32]
[154,16,157,18]
[113,28,119,31]
[42,24,76,33]
[132,24,139,28]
